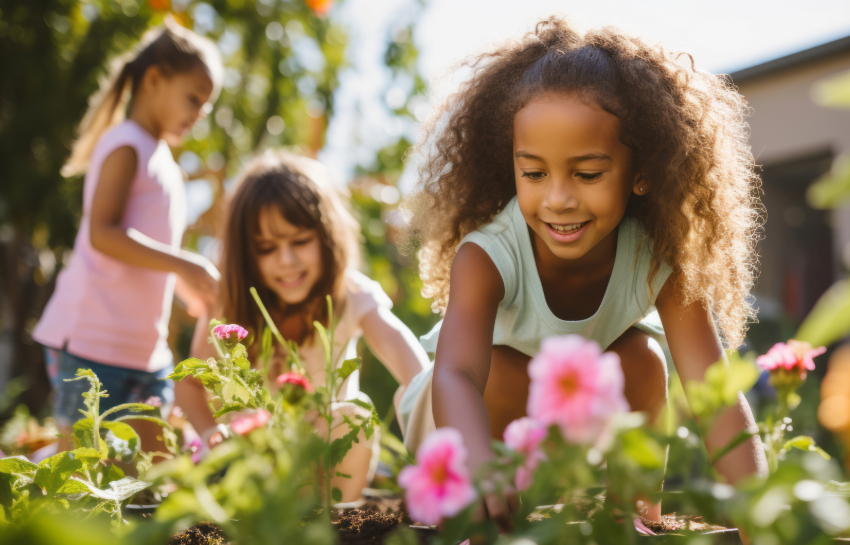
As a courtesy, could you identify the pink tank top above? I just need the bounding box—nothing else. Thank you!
[34,120,187,371]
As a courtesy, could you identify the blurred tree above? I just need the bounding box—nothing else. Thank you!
[0,0,429,423]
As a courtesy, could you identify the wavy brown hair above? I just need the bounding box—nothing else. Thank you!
[219,151,361,348]
[403,16,762,347]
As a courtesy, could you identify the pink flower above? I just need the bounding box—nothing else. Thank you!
[757,340,826,379]
[503,417,547,490]
[527,335,630,444]
[185,437,203,464]
[276,372,314,392]
[277,372,315,404]
[0,449,4,459]
[143,396,162,408]
[398,428,477,525]
[212,324,249,342]
[230,409,271,436]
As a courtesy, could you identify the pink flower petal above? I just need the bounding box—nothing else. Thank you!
[527,335,629,444]
[399,428,476,525]
[213,324,249,342]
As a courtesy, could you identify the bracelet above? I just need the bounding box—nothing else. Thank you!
[200,423,229,446]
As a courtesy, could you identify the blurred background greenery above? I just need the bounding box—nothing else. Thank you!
[3,0,850,469]
[0,0,437,433]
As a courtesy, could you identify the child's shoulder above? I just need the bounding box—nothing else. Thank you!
[343,269,393,321]
[92,120,158,163]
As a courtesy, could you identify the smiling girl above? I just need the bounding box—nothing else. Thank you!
[400,17,768,525]
[177,151,429,502]
[34,20,223,455]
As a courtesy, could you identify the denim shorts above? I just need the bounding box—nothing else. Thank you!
[43,346,174,428]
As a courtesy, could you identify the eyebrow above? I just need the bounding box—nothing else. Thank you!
[514,151,613,163]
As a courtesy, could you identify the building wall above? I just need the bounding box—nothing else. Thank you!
[734,52,850,348]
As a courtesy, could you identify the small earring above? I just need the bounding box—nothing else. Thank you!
[639,187,644,193]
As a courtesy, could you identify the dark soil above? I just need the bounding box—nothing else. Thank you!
[639,514,727,534]
[168,522,228,545]
[333,494,431,545]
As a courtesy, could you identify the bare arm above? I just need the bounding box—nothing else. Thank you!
[360,305,429,389]
[89,146,219,312]
[656,280,768,485]
[174,315,219,445]
[432,243,504,472]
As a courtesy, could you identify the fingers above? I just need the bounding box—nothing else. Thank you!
[483,494,514,534]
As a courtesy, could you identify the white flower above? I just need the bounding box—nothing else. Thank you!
[104,430,133,458]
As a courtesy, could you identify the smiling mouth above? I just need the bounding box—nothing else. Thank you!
[276,271,307,288]
[546,221,590,234]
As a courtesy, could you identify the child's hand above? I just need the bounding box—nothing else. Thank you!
[177,252,220,316]
[474,484,519,534]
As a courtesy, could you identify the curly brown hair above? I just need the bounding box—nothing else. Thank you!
[402,16,762,347]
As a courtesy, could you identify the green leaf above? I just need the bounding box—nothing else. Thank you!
[0,473,15,507]
[69,448,102,468]
[212,403,244,419]
[66,476,151,501]
[711,428,758,464]
[783,435,831,459]
[0,456,38,475]
[56,478,91,495]
[313,321,331,363]
[807,154,850,209]
[336,358,362,382]
[620,429,666,469]
[34,451,83,494]
[328,427,360,467]
[349,398,374,412]
[332,487,342,503]
[796,279,850,348]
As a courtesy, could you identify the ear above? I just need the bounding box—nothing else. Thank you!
[632,174,648,196]
[141,64,165,92]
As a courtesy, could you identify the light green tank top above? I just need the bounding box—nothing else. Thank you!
[420,197,672,356]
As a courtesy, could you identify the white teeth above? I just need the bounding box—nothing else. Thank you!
[549,222,585,233]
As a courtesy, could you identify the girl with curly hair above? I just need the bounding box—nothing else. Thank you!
[399,16,768,525]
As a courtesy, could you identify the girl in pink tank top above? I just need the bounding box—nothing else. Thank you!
[34,20,223,455]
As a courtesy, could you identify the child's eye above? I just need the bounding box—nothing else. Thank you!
[293,237,314,246]
[189,95,201,107]
[576,172,603,181]
[521,171,546,181]
[256,245,276,255]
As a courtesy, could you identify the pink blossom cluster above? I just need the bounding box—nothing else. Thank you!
[276,372,314,392]
[212,324,249,342]
[503,417,547,490]
[757,340,826,379]
[527,335,630,444]
[398,428,477,525]
[185,437,203,464]
[230,409,272,436]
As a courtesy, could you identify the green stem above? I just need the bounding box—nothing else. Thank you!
[250,287,305,374]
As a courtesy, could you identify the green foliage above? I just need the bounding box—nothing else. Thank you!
[0,368,175,527]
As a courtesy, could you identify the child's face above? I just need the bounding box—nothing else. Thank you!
[149,65,214,146]
[513,93,641,264]
[254,207,324,307]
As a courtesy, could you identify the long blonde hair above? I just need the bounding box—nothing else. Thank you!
[62,19,222,177]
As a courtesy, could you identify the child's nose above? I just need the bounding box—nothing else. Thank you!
[278,245,299,266]
[544,179,578,211]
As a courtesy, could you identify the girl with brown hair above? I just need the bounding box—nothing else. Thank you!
[399,16,768,526]
[177,151,429,502]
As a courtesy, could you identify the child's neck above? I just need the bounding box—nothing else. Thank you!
[128,103,162,142]
[531,225,619,321]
